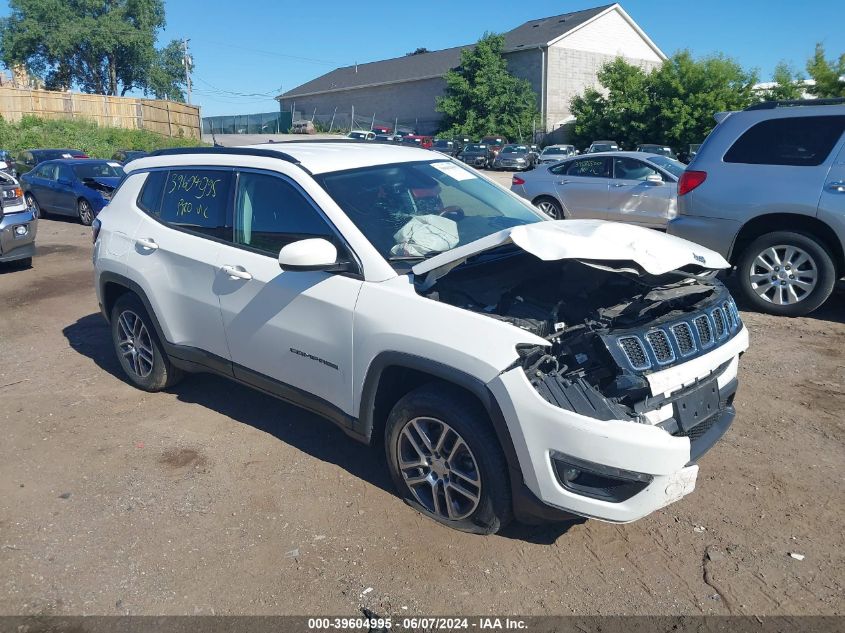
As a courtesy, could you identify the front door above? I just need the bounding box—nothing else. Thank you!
[54,164,77,215]
[552,157,610,219]
[215,170,361,415]
[818,134,845,240]
[608,156,675,228]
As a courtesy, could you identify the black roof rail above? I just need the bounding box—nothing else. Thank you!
[149,146,300,164]
[746,97,845,111]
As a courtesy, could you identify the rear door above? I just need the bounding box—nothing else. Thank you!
[28,163,59,211]
[124,168,234,364]
[552,157,610,219]
[607,156,675,228]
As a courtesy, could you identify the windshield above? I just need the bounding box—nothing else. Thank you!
[348,132,370,139]
[501,145,527,154]
[591,144,617,152]
[73,162,124,179]
[463,144,486,152]
[316,160,544,261]
[542,147,569,155]
[646,156,685,178]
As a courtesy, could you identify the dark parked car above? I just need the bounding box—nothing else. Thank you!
[587,140,620,153]
[11,148,88,178]
[111,150,149,164]
[491,144,534,170]
[400,135,434,149]
[20,159,124,225]
[432,139,461,156]
[458,143,495,168]
[480,136,508,157]
[636,144,677,159]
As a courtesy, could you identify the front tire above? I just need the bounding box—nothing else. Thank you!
[735,231,836,317]
[77,199,94,226]
[385,384,512,534]
[110,293,183,391]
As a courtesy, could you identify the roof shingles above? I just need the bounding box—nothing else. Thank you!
[280,4,613,98]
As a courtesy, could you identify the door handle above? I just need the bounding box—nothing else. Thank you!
[221,265,252,280]
[135,237,158,250]
[557,180,570,185]
[611,183,627,187]
[827,181,845,193]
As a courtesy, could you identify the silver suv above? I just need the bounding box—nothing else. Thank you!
[668,99,845,316]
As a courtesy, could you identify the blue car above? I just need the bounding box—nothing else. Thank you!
[21,159,125,225]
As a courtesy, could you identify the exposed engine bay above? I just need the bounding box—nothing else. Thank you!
[421,248,739,422]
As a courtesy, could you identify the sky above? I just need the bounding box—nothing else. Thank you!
[2,1,844,117]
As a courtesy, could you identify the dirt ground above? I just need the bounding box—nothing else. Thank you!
[1,208,843,617]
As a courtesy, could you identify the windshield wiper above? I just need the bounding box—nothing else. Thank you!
[387,250,447,262]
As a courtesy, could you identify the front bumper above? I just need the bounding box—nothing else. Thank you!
[488,326,748,523]
[0,208,37,262]
[666,215,743,261]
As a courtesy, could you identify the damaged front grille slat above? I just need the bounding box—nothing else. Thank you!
[646,330,675,365]
[618,336,651,370]
[605,295,742,374]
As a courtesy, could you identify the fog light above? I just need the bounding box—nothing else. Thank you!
[14,225,27,236]
[551,451,653,503]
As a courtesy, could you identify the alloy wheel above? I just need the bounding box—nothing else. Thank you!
[26,194,39,219]
[117,310,154,378]
[536,200,561,219]
[78,200,94,225]
[397,417,482,521]
[748,244,818,305]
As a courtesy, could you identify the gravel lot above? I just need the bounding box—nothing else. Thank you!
[1,208,843,617]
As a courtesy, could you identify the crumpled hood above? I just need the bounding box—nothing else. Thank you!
[83,176,121,191]
[412,219,729,287]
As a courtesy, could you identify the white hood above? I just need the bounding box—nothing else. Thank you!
[412,220,729,287]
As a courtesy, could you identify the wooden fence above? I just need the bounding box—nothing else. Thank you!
[0,87,201,138]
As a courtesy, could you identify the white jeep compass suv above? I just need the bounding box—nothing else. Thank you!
[92,143,749,534]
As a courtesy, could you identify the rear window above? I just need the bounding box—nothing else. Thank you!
[724,116,845,166]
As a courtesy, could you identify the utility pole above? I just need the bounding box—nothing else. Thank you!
[182,38,193,104]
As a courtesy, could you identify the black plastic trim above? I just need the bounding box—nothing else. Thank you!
[150,146,301,165]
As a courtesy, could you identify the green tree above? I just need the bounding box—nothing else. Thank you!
[0,0,165,96]
[763,62,804,100]
[435,33,539,142]
[570,51,757,151]
[147,39,187,101]
[805,43,845,98]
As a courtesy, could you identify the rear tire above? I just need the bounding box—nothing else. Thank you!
[534,196,564,219]
[77,199,94,226]
[25,193,43,219]
[385,384,512,535]
[735,230,836,317]
[110,293,183,391]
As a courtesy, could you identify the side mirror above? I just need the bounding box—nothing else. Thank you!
[278,238,342,272]
[646,174,663,184]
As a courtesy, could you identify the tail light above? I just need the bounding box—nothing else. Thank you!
[92,218,101,243]
[512,175,526,186]
[678,170,707,196]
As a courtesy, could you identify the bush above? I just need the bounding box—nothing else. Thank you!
[0,115,204,158]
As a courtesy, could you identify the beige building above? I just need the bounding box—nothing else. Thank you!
[277,3,665,137]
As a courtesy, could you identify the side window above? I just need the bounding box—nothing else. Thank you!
[233,172,333,255]
[725,116,845,166]
[137,171,167,214]
[58,165,73,183]
[159,169,233,239]
[38,164,58,180]
[613,157,661,181]
[566,157,610,178]
[549,161,571,175]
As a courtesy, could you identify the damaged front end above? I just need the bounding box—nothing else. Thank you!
[421,248,743,460]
